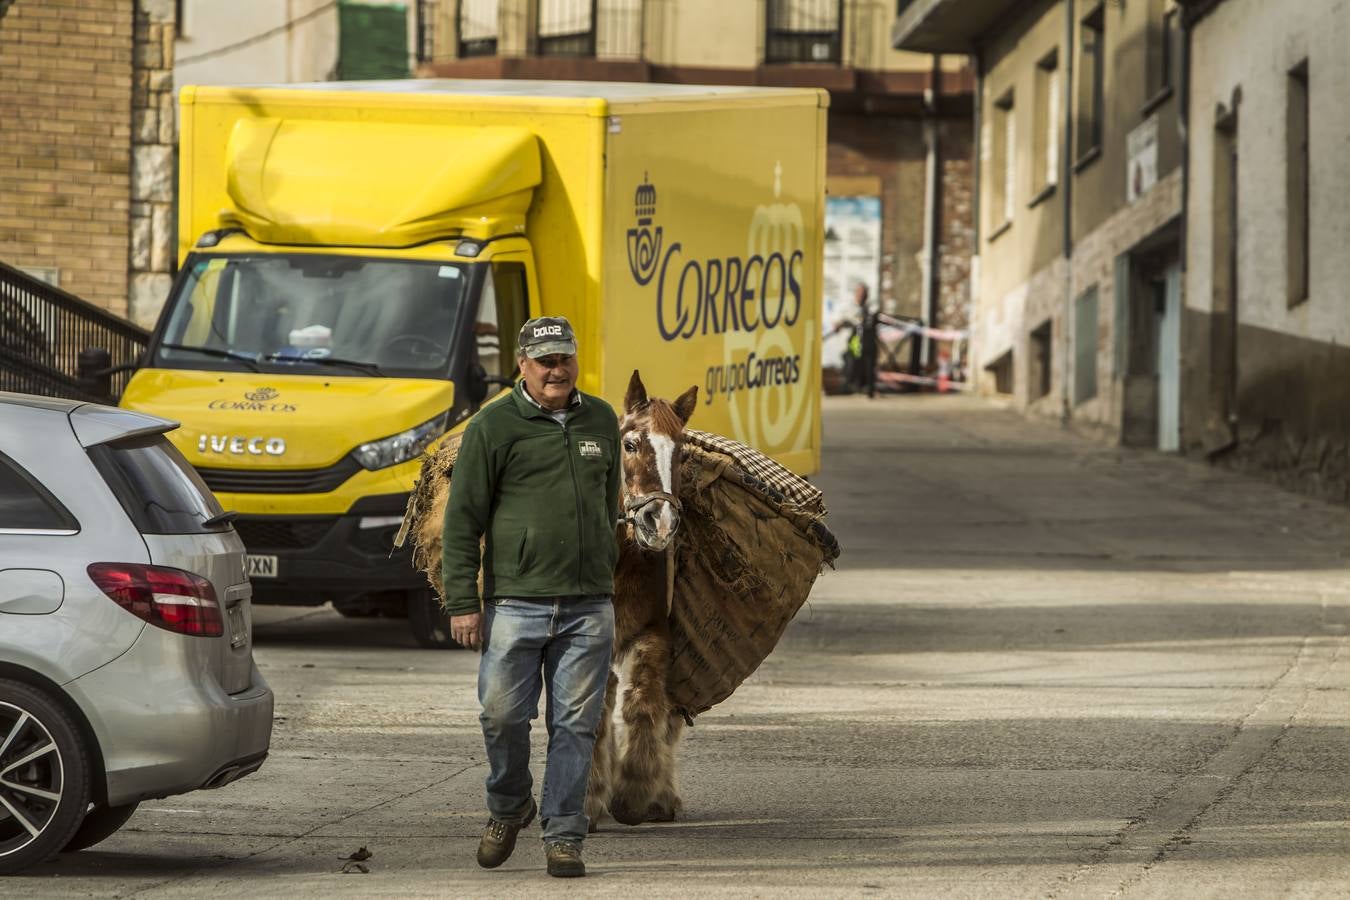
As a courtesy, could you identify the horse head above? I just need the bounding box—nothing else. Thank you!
[620,369,698,552]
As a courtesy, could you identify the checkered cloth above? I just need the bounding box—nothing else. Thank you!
[683,429,826,517]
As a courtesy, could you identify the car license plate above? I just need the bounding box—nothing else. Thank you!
[246,554,278,578]
[227,603,248,649]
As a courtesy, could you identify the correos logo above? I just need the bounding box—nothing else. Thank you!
[626,173,663,286]
[627,176,805,345]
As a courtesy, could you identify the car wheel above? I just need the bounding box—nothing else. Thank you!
[0,679,91,875]
[62,802,139,853]
[407,589,462,650]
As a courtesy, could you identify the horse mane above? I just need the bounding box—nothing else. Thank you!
[642,398,687,438]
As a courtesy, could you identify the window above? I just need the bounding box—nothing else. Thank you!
[1033,50,1060,198]
[0,452,77,532]
[1146,0,1180,101]
[991,90,1016,229]
[157,255,468,378]
[1074,288,1099,404]
[1076,6,1105,164]
[1287,60,1309,306]
[90,435,228,535]
[459,0,499,58]
[1030,319,1053,401]
[475,262,530,379]
[765,0,842,64]
[537,0,595,57]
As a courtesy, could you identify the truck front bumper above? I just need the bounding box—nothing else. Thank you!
[232,493,425,603]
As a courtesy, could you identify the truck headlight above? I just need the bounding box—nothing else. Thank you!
[353,410,451,471]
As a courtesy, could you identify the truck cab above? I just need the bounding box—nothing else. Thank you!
[123,232,537,646]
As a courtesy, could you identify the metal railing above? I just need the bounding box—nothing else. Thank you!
[766,0,845,64]
[0,262,149,404]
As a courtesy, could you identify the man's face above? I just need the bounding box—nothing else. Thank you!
[520,352,579,410]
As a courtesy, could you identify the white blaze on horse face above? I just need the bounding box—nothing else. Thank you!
[649,432,677,539]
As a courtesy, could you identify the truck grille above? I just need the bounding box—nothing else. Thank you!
[234,517,337,550]
[195,456,361,494]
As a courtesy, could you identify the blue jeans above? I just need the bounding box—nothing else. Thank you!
[478,594,614,844]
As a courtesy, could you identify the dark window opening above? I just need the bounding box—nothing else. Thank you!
[1287,60,1310,307]
[985,350,1014,396]
[1076,6,1105,164]
[1030,319,1053,401]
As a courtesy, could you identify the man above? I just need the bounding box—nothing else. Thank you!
[849,283,880,398]
[441,315,621,879]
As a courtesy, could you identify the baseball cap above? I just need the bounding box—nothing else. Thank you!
[518,316,577,359]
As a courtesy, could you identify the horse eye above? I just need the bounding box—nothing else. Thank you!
[622,439,638,453]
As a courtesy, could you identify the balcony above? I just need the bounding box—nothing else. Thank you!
[892,0,1023,52]
[765,0,843,64]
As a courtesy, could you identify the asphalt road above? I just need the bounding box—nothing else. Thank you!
[15,395,1350,898]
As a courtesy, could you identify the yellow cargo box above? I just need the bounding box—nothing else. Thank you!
[119,80,827,640]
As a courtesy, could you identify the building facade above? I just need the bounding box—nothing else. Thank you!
[0,0,176,324]
[415,0,977,375]
[1182,0,1349,500]
[896,0,1185,446]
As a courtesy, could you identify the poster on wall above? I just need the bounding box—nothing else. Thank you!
[822,195,881,373]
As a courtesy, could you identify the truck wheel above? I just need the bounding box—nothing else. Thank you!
[63,802,139,853]
[408,590,462,650]
[0,679,92,875]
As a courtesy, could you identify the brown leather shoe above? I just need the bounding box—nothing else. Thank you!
[545,840,586,878]
[476,797,536,869]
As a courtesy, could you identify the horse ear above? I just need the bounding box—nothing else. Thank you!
[672,385,698,425]
[625,369,649,413]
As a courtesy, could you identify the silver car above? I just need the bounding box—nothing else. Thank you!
[0,392,273,875]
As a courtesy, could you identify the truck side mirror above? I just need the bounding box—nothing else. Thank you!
[466,364,514,407]
[77,346,114,403]
[466,363,490,405]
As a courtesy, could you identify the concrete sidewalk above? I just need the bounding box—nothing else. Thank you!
[15,394,1350,898]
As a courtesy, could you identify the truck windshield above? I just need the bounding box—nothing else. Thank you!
[154,254,468,378]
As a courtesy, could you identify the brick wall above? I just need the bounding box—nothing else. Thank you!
[0,0,134,314]
[826,111,926,320]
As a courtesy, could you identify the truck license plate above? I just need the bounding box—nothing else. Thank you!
[246,554,278,578]
[227,603,248,649]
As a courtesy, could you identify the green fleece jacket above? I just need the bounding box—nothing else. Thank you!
[440,382,622,615]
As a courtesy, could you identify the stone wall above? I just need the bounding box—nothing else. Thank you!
[129,0,176,327]
[0,0,134,313]
[936,119,973,332]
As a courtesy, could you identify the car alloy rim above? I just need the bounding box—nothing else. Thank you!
[0,700,64,858]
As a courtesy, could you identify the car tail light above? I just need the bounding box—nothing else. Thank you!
[87,563,224,637]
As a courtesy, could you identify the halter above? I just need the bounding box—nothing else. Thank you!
[622,490,683,523]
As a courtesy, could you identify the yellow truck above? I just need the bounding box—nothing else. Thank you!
[117,80,827,647]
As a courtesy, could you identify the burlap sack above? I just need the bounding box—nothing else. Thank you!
[397,430,839,718]
[666,440,839,717]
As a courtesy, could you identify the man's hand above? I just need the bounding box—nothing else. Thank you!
[450,612,483,651]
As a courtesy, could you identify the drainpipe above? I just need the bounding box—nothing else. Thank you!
[920,53,943,369]
[1060,0,1075,421]
[1177,6,1192,444]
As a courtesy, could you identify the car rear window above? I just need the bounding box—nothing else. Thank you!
[89,434,230,534]
[0,451,78,532]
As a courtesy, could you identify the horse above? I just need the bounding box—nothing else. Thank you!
[586,370,698,828]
